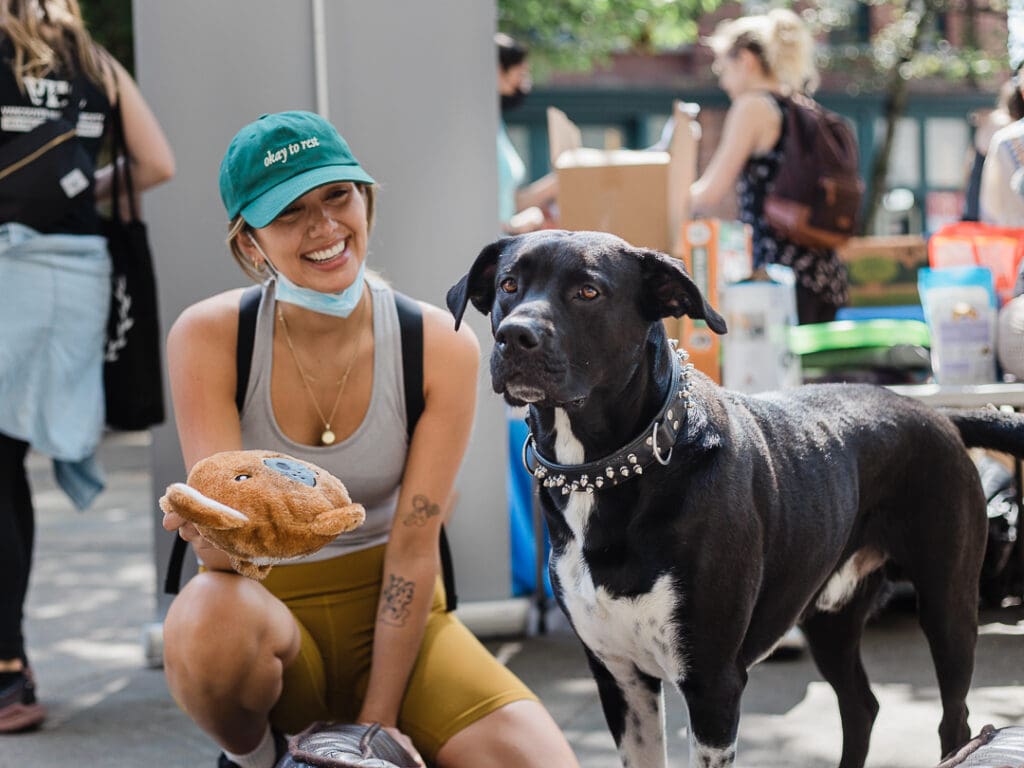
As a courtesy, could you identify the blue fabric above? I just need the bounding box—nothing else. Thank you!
[508,411,552,598]
[0,222,110,510]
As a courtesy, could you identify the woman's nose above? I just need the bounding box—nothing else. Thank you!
[308,206,340,237]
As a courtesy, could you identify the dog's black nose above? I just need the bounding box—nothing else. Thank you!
[496,318,541,353]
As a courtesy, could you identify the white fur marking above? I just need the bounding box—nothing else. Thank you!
[691,739,736,768]
[553,408,585,464]
[815,548,884,613]
[172,483,249,522]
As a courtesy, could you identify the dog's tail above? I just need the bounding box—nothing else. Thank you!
[942,408,1024,457]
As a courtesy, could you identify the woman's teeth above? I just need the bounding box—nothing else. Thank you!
[305,240,347,262]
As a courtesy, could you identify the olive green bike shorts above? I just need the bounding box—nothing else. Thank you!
[262,544,537,761]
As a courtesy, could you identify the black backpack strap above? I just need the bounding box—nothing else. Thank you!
[164,285,262,595]
[394,291,457,612]
[235,285,263,413]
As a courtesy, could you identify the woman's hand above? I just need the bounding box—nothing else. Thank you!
[360,724,424,767]
[161,510,234,571]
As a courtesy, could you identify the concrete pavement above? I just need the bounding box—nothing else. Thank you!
[2,431,1023,767]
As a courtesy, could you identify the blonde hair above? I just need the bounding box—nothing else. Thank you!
[0,0,106,92]
[227,183,378,283]
[707,8,819,95]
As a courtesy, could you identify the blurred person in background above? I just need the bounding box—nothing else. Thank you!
[962,78,1023,222]
[689,8,848,325]
[0,0,173,734]
[496,32,556,235]
[980,68,1024,230]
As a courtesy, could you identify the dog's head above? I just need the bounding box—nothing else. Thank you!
[447,230,726,407]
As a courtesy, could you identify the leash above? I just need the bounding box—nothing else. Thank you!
[522,343,694,493]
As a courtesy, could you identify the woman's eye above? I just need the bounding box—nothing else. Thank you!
[577,285,600,301]
[500,277,518,294]
[328,187,349,201]
[233,474,252,482]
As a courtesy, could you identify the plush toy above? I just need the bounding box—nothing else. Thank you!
[159,449,365,580]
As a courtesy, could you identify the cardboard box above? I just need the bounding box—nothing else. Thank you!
[837,235,928,307]
[547,101,699,253]
[665,219,751,383]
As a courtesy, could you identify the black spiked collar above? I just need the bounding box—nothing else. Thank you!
[522,343,693,495]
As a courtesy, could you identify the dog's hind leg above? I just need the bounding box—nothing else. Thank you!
[585,650,667,768]
[913,572,980,758]
[800,570,886,768]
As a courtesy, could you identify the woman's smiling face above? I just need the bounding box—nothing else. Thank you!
[245,181,369,293]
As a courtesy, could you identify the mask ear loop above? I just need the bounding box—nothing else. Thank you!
[248,232,279,277]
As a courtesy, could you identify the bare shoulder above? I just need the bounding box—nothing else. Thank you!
[418,299,480,377]
[731,92,782,122]
[167,288,249,360]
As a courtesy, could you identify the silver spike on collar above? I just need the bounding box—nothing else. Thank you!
[522,342,694,495]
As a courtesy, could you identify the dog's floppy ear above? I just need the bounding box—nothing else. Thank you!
[446,237,513,330]
[634,248,727,334]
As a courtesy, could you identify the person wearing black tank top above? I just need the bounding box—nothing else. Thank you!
[0,0,173,735]
[689,9,848,325]
[162,112,579,768]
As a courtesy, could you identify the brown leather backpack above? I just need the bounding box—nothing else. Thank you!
[763,94,864,250]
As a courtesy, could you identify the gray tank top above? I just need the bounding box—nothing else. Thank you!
[240,277,409,562]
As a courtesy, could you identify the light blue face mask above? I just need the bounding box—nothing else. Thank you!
[249,234,366,318]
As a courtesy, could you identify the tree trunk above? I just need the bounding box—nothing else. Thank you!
[862,2,935,234]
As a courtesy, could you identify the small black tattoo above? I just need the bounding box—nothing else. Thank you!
[380,575,415,626]
[403,494,441,527]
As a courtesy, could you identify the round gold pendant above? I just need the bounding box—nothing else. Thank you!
[321,429,336,445]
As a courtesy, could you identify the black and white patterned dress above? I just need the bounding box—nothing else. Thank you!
[737,96,849,309]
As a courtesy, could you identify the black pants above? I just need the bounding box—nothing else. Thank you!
[795,283,840,325]
[0,432,33,662]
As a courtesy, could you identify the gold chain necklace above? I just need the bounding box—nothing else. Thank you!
[277,299,368,446]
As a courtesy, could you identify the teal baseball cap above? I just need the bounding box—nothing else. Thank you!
[218,110,375,228]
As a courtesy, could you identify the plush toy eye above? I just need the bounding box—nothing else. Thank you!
[234,474,252,482]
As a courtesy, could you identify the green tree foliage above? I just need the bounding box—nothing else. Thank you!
[498,0,723,78]
[78,0,134,71]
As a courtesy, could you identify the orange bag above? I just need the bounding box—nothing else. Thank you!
[928,222,1024,305]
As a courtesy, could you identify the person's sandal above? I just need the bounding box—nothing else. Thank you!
[0,667,46,733]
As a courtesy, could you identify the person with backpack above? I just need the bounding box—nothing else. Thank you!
[0,0,174,734]
[160,111,579,768]
[690,8,852,324]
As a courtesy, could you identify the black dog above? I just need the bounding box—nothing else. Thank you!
[447,230,1024,768]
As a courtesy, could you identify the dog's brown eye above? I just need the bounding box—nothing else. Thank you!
[577,285,600,300]
[500,277,518,294]
[233,474,252,482]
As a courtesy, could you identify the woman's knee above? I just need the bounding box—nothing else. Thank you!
[163,571,298,695]
[435,700,578,768]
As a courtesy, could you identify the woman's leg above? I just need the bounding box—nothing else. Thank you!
[0,433,32,666]
[162,570,301,755]
[435,699,579,768]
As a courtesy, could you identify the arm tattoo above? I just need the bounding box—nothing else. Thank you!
[380,574,416,627]
[403,494,441,527]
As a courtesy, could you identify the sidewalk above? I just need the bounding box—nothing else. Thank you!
[2,431,1023,767]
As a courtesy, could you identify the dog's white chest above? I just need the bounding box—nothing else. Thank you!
[558,544,685,681]
[551,409,685,681]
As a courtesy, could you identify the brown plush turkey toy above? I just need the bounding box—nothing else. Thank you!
[159,450,365,580]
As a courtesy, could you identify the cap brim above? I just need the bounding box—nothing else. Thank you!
[240,164,376,228]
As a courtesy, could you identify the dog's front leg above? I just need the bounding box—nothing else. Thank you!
[679,665,745,767]
[585,648,667,768]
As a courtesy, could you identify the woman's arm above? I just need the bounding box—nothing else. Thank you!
[690,93,782,215]
[357,302,481,729]
[94,56,175,204]
[162,290,248,571]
